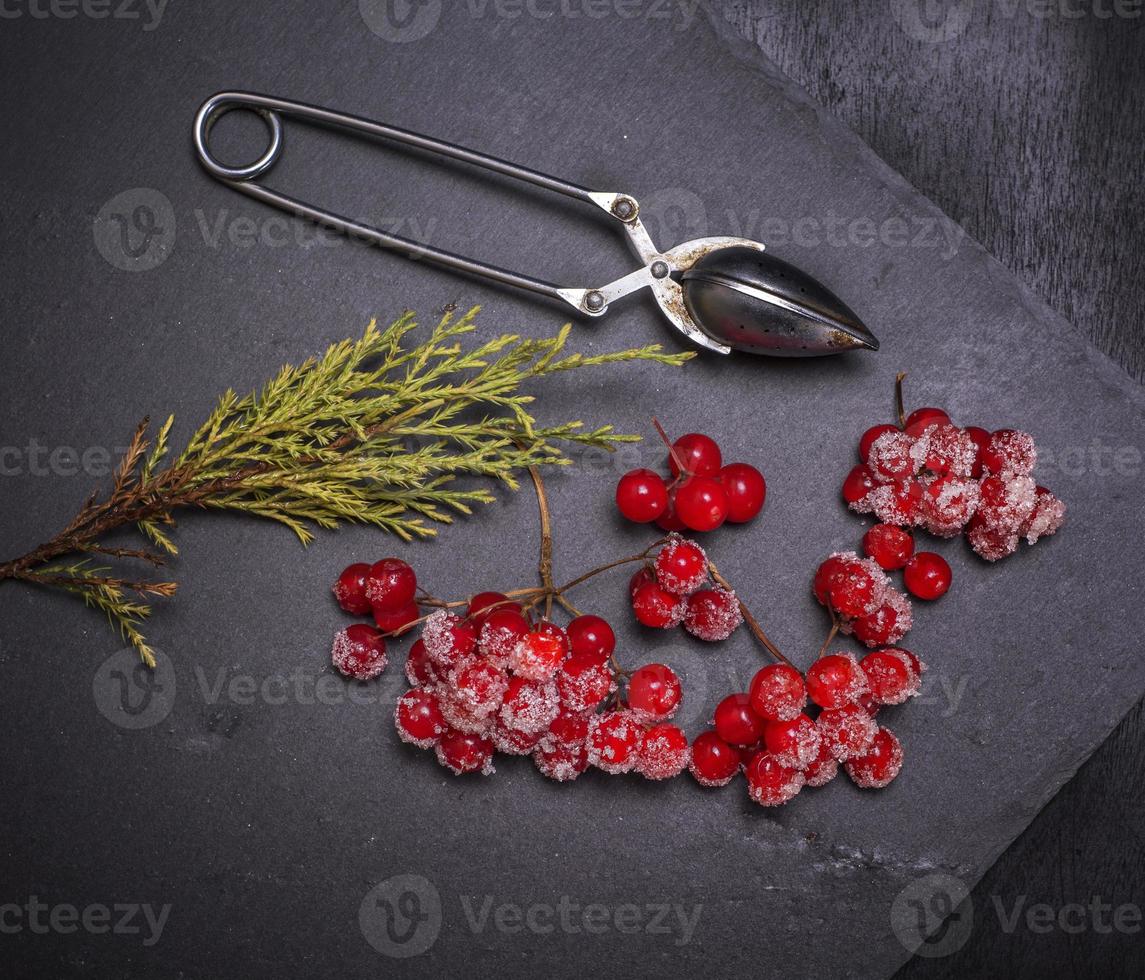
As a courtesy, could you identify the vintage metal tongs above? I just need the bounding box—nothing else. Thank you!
[193,92,878,357]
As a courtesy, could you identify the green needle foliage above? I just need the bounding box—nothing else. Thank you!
[0,307,692,665]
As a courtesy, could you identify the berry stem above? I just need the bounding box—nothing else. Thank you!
[817,609,840,661]
[651,417,689,477]
[707,560,794,670]
[525,464,557,620]
[895,372,908,429]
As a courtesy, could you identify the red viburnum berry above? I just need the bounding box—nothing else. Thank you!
[533,740,589,782]
[713,693,766,746]
[847,589,913,648]
[763,713,822,770]
[654,536,709,595]
[744,752,805,807]
[718,462,766,522]
[964,425,991,477]
[556,653,615,713]
[636,724,691,780]
[980,429,1036,478]
[373,601,420,635]
[903,407,949,437]
[867,429,917,482]
[816,703,878,761]
[1021,487,1066,544]
[404,638,437,687]
[803,738,839,787]
[632,581,686,629]
[491,722,544,757]
[331,624,387,681]
[365,557,417,612]
[688,731,741,787]
[509,626,568,681]
[466,591,518,624]
[812,551,887,619]
[586,710,642,774]
[806,653,868,709]
[903,552,952,600]
[616,468,670,523]
[479,608,531,668]
[859,423,900,462]
[842,463,878,504]
[844,727,904,789]
[566,614,615,662]
[449,659,510,719]
[748,663,808,722]
[684,587,743,641]
[332,562,372,615]
[394,687,447,749]
[860,648,923,705]
[421,610,478,671]
[674,475,730,532]
[669,432,723,477]
[862,524,915,570]
[435,730,495,776]
[499,676,560,735]
[627,663,683,723]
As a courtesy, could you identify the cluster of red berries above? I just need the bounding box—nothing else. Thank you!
[329,557,421,680]
[616,429,765,532]
[813,550,915,647]
[688,648,923,805]
[843,405,1065,562]
[394,601,696,781]
[628,536,743,641]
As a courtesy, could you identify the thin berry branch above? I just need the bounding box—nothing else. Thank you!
[708,561,794,670]
[895,371,908,429]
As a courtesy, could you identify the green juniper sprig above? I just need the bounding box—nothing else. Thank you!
[0,306,692,665]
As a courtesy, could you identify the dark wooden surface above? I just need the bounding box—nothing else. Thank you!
[721,2,1145,975]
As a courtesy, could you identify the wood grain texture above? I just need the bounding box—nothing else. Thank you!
[718,1,1145,975]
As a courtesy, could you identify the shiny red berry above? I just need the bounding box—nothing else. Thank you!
[683,587,742,641]
[654,537,708,595]
[903,552,952,600]
[373,600,420,635]
[365,558,417,612]
[586,711,642,774]
[674,475,729,532]
[636,724,691,780]
[478,607,531,668]
[669,432,723,477]
[903,407,950,436]
[654,491,687,532]
[748,663,808,722]
[394,687,447,748]
[688,730,742,787]
[816,702,878,761]
[718,462,766,522]
[404,638,437,687]
[435,730,494,775]
[627,663,682,723]
[964,425,991,478]
[631,581,685,629]
[842,464,877,504]
[860,648,921,705]
[332,562,372,615]
[556,653,614,713]
[803,738,839,787]
[331,624,387,681]
[510,626,567,681]
[859,424,900,462]
[713,693,765,746]
[844,726,904,789]
[862,524,915,570]
[466,591,517,624]
[628,567,654,599]
[806,653,868,709]
[616,468,669,523]
[566,614,615,662]
[763,713,821,770]
[744,752,805,806]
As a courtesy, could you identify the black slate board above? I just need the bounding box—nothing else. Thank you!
[1,3,1143,978]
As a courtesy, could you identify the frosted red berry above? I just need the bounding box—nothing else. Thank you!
[499,676,560,734]
[744,752,805,807]
[373,601,420,635]
[631,581,685,629]
[510,627,568,681]
[683,587,743,641]
[435,730,495,775]
[421,610,478,670]
[566,614,615,662]
[903,407,949,437]
[331,624,387,681]
[718,462,766,523]
[812,552,886,619]
[404,638,437,687]
[586,710,642,774]
[467,591,517,624]
[748,663,807,722]
[964,425,991,477]
[859,648,922,705]
[450,659,510,719]
[903,552,952,600]
[655,537,708,595]
[862,524,914,571]
[628,567,654,600]
[544,710,590,750]
[556,653,615,713]
[806,653,868,709]
[395,687,447,748]
[479,607,531,667]
[803,738,839,787]
[627,663,682,723]
[842,464,877,504]
[816,703,878,761]
[844,726,904,789]
[491,723,543,756]
[636,724,691,780]
[365,557,417,612]
[669,432,723,477]
[1022,487,1066,544]
[616,468,670,523]
[849,589,913,648]
[763,713,822,770]
[688,731,741,787]
[713,693,766,746]
[533,741,588,782]
[332,562,372,615]
[859,423,900,462]
[674,475,730,532]
[980,428,1036,478]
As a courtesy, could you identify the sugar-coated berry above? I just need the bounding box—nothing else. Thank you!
[331,624,387,681]
[373,601,420,635]
[491,723,543,756]
[332,562,372,615]
[365,557,417,612]
[394,687,447,749]
[629,567,654,599]
[688,731,741,787]
[616,468,670,523]
[556,654,615,713]
[744,752,805,807]
[963,425,991,478]
[868,430,917,482]
[920,475,980,537]
[812,552,887,619]
[499,676,560,734]
[404,638,437,687]
[421,610,478,670]
[848,589,913,648]
[534,621,571,658]
[713,693,766,746]
[543,710,590,750]
[435,730,495,776]
[674,475,730,532]
[586,711,642,774]
[903,552,952,600]
[903,407,950,437]
[636,725,691,780]
[748,663,808,722]
[842,464,878,504]
[627,663,682,723]
[763,713,821,770]
[449,659,510,718]
[1022,487,1066,544]
[806,653,868,709]
[860,423,900,462]
[683,587,743,641]
[669,432,723,477]
[654,537,709,595]
[803,738,839,787]
[844,727,903,789]
[466,591,517,624]
[718,462,766,523]
[860,648,922,705]
[631,581,686,629]
[510,627,568,681]
[566,614,616,662]
[862,524,915,570]
[533,741,589,782]
[980,429,1036,478]
[968,514,1019,561]
[816,703,878,761]
[479,607,531,668]
[439,690,494,735]
[919,423,978,478]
